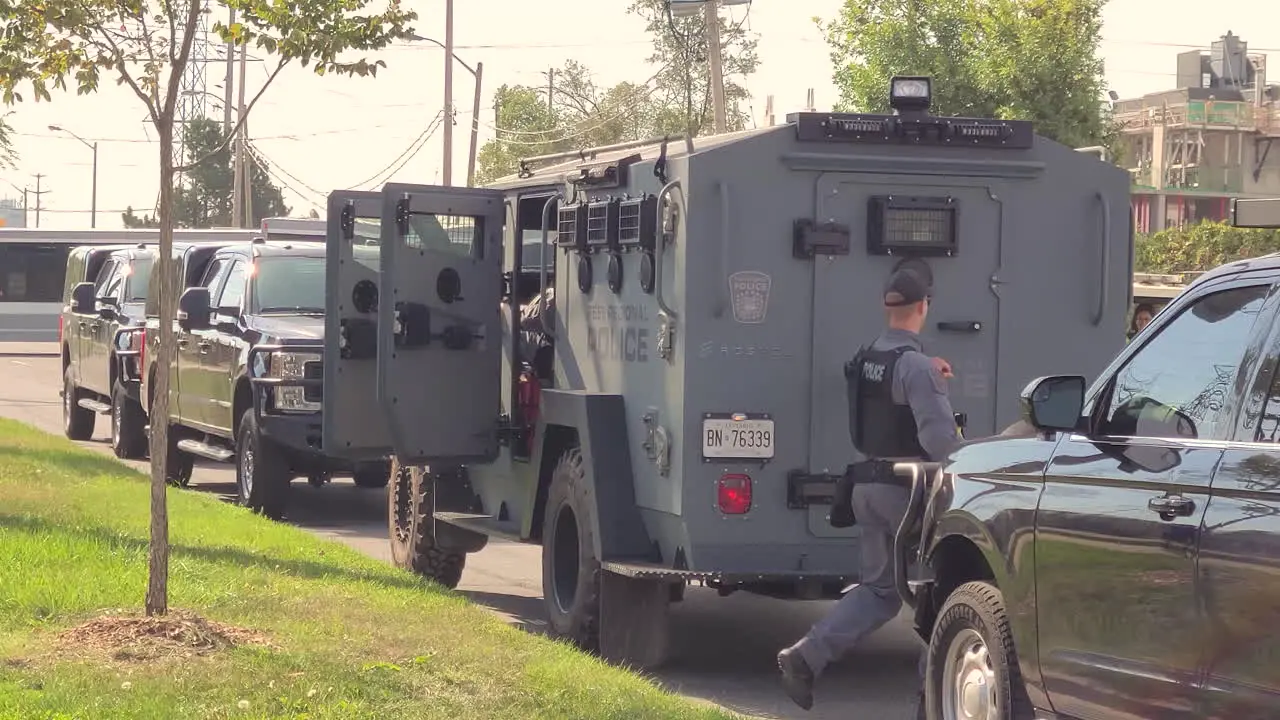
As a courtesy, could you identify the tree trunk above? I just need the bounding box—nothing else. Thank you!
[145,121,178,618]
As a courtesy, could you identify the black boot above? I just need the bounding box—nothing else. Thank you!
[777,647,815,711]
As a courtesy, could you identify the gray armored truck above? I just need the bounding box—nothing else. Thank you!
[319,78,1133,668]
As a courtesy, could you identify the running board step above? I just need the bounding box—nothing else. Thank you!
[175,439,234,462]
[434,512,523,542]
[77,398,112,414]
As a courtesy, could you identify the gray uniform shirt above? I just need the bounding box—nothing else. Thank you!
[870,327,960,462]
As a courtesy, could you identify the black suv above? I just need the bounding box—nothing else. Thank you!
[162,241,388,519]
[60,243,154,458]
[899,252,1280,719]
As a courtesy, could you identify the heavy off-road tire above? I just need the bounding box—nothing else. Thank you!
[388,457,466,588]
[62,367,95,441]
[541,447,601,653]
[236,409,291,520]
[110,380,149,459]
[924,581,1035,720]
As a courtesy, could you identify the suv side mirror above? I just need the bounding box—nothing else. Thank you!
[1019,375,1086,433]
[70,282,96,314]
[178,287,212,331]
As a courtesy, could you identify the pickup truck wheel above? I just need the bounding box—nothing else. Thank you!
[353,463,390,489]
[236,409,291,520]
[110,381,148,459]
[925,581,1034,720]
[62,368,95,441]
[388,458,465,588]
[541,448,601,654]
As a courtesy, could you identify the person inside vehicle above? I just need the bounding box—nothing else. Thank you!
[1128,302,1155,341]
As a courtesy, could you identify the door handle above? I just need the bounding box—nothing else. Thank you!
[937,321,982,333]
[77,321,86,329]
[89,323,100,331]
[1148,494,1195,519]
[176,338,189,348]
[198,342,212,354]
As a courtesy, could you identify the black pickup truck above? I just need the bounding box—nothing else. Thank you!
[60,243,154,458]
[896,253,1280,720]
[155,240,388,519]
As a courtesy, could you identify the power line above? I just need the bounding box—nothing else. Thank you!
[348,111,446,190]
[485,61,675,140]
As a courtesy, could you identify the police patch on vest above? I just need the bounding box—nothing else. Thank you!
[728,271,771,324]
[862,360,887,382]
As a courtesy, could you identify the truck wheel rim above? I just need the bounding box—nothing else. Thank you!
[63,384,72,426]
[942,628,998,720]
[550,504,580,614]
[240,446,254,499]
[111,405,121,447]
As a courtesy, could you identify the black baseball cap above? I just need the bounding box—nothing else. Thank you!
[883,269,931,307]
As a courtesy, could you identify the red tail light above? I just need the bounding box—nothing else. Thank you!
[717,473,753,515]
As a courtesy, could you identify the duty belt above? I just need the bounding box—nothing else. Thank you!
[829,459,915,528]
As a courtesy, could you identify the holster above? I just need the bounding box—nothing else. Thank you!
[828,460,896,528]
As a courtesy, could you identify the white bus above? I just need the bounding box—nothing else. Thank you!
[0,218,324,342]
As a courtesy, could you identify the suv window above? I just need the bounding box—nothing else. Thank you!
[101,264,126,302]
[124,256,154,302]
[94,259,119,293]
[1099,284,1271,442]
[252,256,325,313]
[201,258,232,295]
[216,261,247,312]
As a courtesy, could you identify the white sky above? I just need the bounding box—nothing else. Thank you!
[3,0,1278,228]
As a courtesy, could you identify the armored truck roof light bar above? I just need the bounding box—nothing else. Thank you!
[788,76,1035,149]
[1232,197,1280,229]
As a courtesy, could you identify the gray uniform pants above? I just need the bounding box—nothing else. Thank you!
[791,481,917,678]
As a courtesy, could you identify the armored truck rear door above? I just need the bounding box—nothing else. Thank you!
[810,179,1003,471]
[323,190,390,459]
[376,183,505,465]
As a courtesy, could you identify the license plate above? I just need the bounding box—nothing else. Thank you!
[702,416,775,459]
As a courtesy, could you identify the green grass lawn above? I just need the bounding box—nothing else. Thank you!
[0,419,737,720]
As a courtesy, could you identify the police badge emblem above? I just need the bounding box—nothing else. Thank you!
[728,271,771,324]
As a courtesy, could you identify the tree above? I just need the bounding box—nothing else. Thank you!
[818,0,1115,150]
[627,0,759,136]
[120,117,290,229]
[1135,221,1280,273]
[0,0,413,617]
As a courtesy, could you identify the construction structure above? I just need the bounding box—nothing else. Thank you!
[1113,31,1280,232]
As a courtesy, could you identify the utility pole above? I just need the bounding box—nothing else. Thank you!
[442,0,454,187]
[232,38,248,227]
[704,0,728,134]
[223,7,235,131]
[547,68,555,112]
[31,174,49,228]
[467,61,484,187]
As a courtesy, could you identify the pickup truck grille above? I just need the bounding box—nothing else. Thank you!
[304,361,323,403]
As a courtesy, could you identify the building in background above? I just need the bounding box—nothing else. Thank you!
[1114,31,1280,233]
[0,197,25,228]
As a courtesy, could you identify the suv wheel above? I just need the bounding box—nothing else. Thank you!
[110,381,149,459]
[62,367,95,441]
[925,581,1035,720]
[353,463,390,489]
[236,409,291,520]
[388,458,465,588]
[541,447,601,653]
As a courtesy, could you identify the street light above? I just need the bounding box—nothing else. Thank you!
[48,124,98,228]
[408,30,485,187]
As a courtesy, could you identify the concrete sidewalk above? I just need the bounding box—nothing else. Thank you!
[0,342,59,357]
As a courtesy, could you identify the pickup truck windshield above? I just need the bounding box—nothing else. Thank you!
[253,256,326,314]
[125,257,154,302]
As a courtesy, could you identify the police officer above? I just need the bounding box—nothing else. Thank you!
[777,267,961,711]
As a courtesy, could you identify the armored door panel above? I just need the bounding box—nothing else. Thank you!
[377,183,506,465]
[323,191,392,459]
[811,179,1002,478]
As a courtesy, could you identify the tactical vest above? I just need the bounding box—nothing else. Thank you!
[844,346,928,459]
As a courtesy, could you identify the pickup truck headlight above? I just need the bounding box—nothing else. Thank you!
[264,351,322,413]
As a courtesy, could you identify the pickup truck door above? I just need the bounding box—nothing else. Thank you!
[1035,279,1275,720]
[89,261,126,396]
[1197,289,1280,718]
[205,259,247,435]
[72,257,114,389]
[178,257,231,427]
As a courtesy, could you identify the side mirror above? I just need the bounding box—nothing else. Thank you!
[1019,375,1086,433]
[97,304,117,321]
[178,287,212,331]
[70,282,96,314]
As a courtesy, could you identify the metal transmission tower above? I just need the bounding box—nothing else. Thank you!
[175,1,215,181]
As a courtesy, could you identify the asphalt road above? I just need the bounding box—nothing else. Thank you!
[0,347,924,720]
